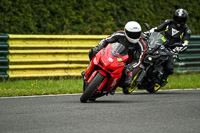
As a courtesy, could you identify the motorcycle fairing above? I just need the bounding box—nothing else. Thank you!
[84,43,128,93]
[99,44,128,74]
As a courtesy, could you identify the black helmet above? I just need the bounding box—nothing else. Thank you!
[173,9,188,25]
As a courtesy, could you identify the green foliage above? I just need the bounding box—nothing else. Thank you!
[0,0,199,35]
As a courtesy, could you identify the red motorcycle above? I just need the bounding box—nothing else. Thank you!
[80,43,128,103]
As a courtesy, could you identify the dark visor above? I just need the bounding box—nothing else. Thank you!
[125,29,141,39]
[174,16,187,24]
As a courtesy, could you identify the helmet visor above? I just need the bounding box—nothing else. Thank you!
[125,29,141,39]
[174,15,187,24]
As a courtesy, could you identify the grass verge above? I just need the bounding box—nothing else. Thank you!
[0,73,200,97]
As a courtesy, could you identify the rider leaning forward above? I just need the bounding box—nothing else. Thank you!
[149,8,191,87]
[88,21,147,94]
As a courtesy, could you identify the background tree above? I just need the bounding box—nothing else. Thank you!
[0,0,199,35]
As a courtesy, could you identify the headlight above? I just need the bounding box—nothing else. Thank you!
[148,56,152,61]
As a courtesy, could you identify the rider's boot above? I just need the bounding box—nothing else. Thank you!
[160,75,168,87]
[110,86,118,95]
[122,72,132,92]
[81,71,85,77]
[81,71,87,91]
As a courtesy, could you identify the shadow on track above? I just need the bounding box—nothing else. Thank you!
[87,100,134,104]
[125,90,191,95]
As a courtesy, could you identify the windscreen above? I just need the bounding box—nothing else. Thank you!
[148,32,165,48]
[111,43,127,57]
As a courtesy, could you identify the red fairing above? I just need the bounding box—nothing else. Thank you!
[87,70,97,84]
[84,52,102,79]
[97,77,108,91]
[85,61,94,79]
[84,43,128,93]
[99,44,128,74]
[103,77,121,91]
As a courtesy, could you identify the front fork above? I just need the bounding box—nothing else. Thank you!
[155,66,164,81]
[82,70,108,92]
[81,71,88,91]
[135,64,151,85]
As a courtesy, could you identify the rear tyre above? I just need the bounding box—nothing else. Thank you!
[123,87,133,94]
[146,83,161,93]
[80,72,104,103]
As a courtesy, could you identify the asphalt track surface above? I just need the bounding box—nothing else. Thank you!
[0,89,200,133]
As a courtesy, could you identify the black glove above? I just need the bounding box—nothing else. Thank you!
[94,45,103,53]
[89,45,103,60]
[143,31,150,36]
[124,64,133,75]
[170,48,179,54]
[169,48,179,58]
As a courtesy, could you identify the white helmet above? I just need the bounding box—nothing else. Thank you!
[124,21,142,43]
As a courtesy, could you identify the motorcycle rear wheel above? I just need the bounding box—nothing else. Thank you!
[146,83,161,93]
[80,72,104,103]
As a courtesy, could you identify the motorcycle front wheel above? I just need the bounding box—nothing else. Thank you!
[123,68,141,94]
[80,72,104,103]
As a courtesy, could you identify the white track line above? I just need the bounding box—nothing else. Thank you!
[0,88,200,99]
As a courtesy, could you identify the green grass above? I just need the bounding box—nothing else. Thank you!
[0,78,83,97]
[162,73,200,89]
[0,73,200,97]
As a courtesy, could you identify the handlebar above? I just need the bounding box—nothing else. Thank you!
[168,42,182,47]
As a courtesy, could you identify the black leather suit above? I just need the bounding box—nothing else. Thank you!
[154,19,191,79]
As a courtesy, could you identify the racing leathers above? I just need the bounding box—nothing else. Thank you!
[152,19,191,86]
[89,30,146,88]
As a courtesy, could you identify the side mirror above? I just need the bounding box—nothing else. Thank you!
[144,23,151,30]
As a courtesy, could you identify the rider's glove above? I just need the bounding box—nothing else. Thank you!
[173,47,181,53]
[142,32,150,38]
[170,48,179,58]
[149,27,157,33]
[179,41,188,52]
[93,45,103,54]
[124,64,133,75]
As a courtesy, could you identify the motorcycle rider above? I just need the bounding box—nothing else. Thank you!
[88,21,147,94]
[149,8,191,86]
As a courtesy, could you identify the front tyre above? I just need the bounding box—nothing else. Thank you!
[123,68,141,94]
[80,72,104,103]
